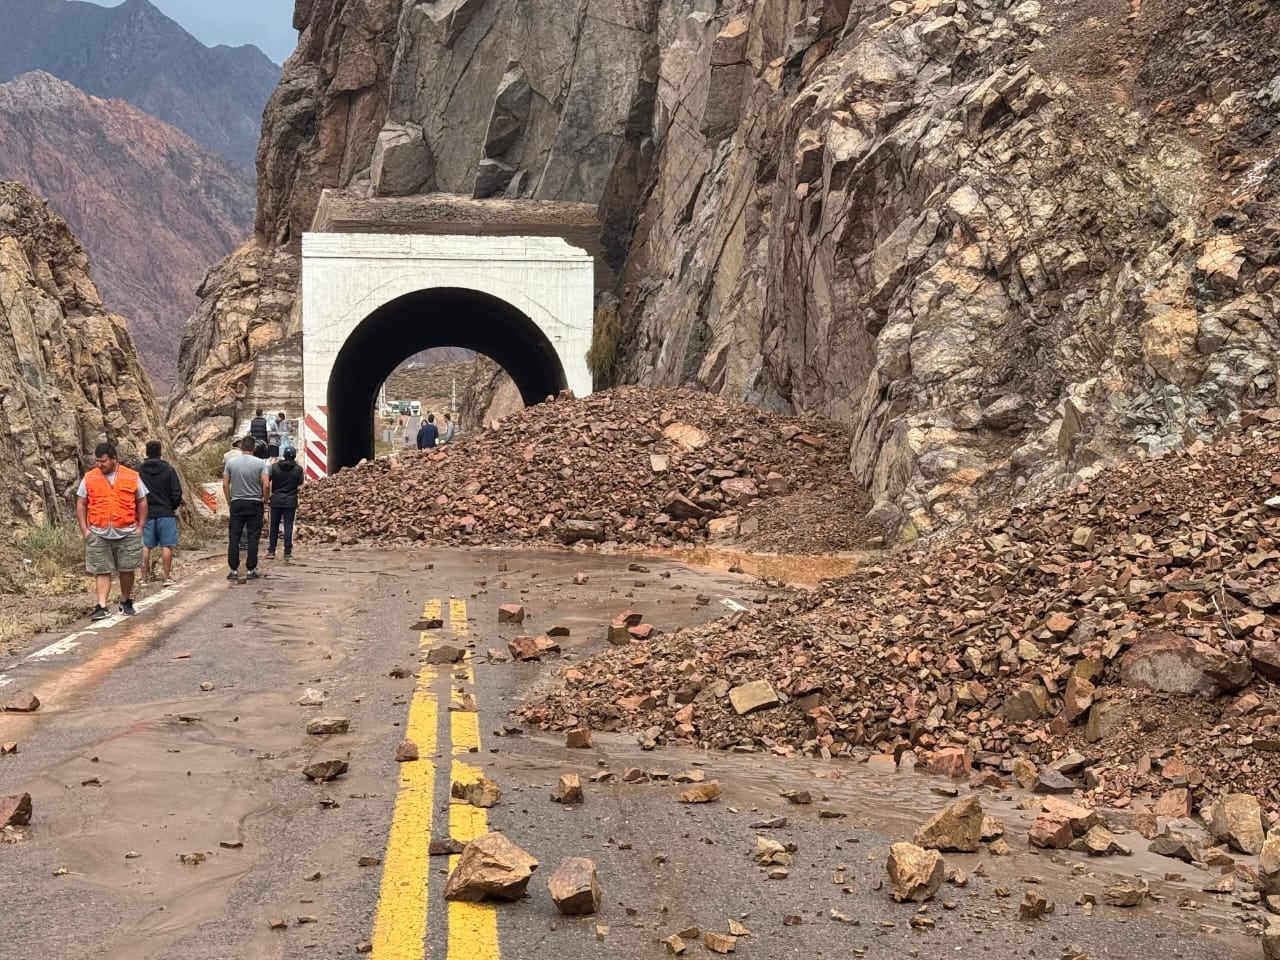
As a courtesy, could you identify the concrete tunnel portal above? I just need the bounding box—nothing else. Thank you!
[326,288,569,471]
[301,196,599,479]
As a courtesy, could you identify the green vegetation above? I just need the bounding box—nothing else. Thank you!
[587,300,624,389]
[17,521,83,573]
[182,443,229,484]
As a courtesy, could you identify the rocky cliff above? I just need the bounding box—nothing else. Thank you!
[170,0,1280,536]
[0,181,171,530]
[0,0,280,169]
[0,71,255,389]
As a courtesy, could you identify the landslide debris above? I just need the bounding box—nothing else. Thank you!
[302,388,872,552]
[521,410,1280,811]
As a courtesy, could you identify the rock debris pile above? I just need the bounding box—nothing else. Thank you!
[303,388,871,552]
[521,411,1280,813]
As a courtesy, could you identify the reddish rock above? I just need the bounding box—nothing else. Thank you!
[1153,788,1192,819]
[445,832,538,902]
[2,691,40,713]
[0,792,32,827]
[926,748,971,779]
[498,604,525,624]
[566,727,593,749]
[1029,814,1074,849]
[508,636,541,661]
[546,857,601,915]
[1120,631,1252,697]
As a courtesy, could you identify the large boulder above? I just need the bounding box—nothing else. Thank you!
[1209,794,1266,855]
[370,122,434,197]
[1120,632,1252,697]
[546,857,601,915]
[886,842,944,902]
[912,796,983,853]
[445,832,539,902]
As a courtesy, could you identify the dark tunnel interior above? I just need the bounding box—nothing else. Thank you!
[326,287,568,471]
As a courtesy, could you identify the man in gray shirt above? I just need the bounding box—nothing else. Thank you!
[222,436,271,582]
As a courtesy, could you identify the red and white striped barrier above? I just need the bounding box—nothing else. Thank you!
[304,405,328,480]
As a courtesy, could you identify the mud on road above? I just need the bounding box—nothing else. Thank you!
[0,546,1260,959]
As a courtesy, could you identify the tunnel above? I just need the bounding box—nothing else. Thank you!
[326,287,568,471]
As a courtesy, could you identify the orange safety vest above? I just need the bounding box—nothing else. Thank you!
[84,465,141,529]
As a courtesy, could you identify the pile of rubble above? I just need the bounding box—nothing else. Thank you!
[302,388,871,552]
[520,410,1280,814]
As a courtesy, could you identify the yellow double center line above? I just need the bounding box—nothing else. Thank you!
[369,601,441,959]
[369,596,500,960]
[446,597,500,960]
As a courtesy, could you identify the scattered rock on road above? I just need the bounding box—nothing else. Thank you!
[1019,890,1055,920]
[444,832,538,902]
[887,842,944,903]
[306,717,350,736]
[912,796,983,853]
[678,781,721,804]
[303,759,349,783]
[395,739,419,762]
[551,774,584,804]
[547,857,601,915]
[565,727,593,749]
[0,793,32,827]
[452,777,501,808]
[498,604,525,624]
[3,691,39,713]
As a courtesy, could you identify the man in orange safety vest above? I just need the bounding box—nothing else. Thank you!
[75,441,149,621]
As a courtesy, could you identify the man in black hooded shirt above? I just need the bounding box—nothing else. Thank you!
[138,440,183,583]
[267,447,305,560]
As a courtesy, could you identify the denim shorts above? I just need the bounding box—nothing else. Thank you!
[143,517,179,548]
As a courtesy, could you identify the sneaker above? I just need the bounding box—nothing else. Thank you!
[121,599,136,616]
[162,577,177,586]
[283,553,293,562]
[90,605,110,622]
[265,551,277,560]
[246,570,261,581]
[226,571,239,581]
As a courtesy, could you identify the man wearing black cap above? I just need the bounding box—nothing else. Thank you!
[267,446,305,560]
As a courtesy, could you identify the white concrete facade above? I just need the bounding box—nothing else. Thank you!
[301,232,595,477]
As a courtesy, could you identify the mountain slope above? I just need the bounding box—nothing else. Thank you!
[0,71,255,388]
[0,0,279,168]
[0,180,171,534]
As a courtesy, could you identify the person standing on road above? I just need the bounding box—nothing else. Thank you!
[275,412,292,453]
[442,412,456,445]
[267,447,304,561]
[138,440,183,585]
[76,442,148,621]
[249,408,269,448]
[223,436,270,582]
[416,413,439,450]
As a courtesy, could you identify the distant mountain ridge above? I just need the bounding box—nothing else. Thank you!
[0,70,255,388]
[0,0,279,168]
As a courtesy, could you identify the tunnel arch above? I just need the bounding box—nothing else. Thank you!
[301,231,595,478]
[326,287,568,470]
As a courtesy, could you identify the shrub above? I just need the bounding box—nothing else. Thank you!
[587,300,625,388]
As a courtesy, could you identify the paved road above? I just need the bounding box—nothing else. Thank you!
[0,547,1260,959]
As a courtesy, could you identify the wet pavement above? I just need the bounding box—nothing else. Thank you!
[0,546,1262,959]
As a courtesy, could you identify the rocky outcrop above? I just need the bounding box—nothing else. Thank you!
[172,0,1280,530]
[0,71,255,389]
[0,0,279,168]
[617,0,1280,538]
[0,181,170,530]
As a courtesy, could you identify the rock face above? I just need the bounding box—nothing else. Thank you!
[0,71,255,387]
[0,181,172,533]
[172,0,1280,531]
[0,0,278,168]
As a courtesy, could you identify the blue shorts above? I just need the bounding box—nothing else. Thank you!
[143,517,179,548]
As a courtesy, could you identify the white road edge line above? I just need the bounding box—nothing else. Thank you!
[23,585,180,663]
[0,674,13,689]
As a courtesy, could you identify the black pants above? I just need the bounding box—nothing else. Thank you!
[268,506,296,556]
[228,500,263,571]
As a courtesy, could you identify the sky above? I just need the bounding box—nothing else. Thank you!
[90,0,298,64]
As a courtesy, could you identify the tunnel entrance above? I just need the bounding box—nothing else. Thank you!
[326,288,568,471]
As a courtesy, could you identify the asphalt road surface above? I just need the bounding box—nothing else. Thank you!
[0,546,1262,959]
